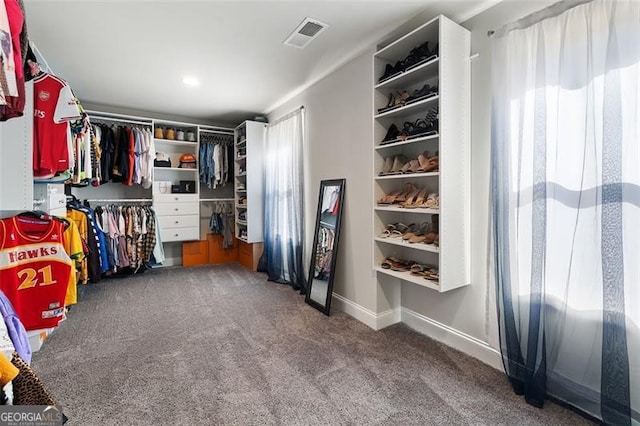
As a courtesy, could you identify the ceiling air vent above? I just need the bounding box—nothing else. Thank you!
[283,17,328,49]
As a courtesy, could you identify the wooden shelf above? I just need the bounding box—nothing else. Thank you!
[374,237,439,253]
[236,219,247,226]
[375,267,440,290]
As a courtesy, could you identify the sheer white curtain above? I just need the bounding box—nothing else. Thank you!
[491,1,639,423]
[259,108,306,291]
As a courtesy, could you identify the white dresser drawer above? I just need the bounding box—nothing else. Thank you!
[160,227,199,242]
[153,193,199,203]
[157,214,199,229]
[154,202,199,216]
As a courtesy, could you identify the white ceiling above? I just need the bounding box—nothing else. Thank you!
[24,1,493,124]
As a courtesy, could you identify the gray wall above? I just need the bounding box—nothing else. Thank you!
[268,51,377,311]
[268,0,554,363]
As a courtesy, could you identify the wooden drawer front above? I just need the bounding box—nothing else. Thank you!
[157,215,199,229]
[153,193,199,203]
[160,227,199,243]
[154,202,198,216]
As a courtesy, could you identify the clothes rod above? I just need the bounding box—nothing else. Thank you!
[85,109,155,123]
[199,129,234,135]
[89,115,153,127]
[84,198,153,203]
[200,198,235,202]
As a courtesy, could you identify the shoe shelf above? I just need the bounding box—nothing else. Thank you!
[375,205,439,214]
[234,121,265,244]
[374,57,440,90]
[375,237,440,253]
[375,134,439,151]
[372,15,470,293]
[374,95,439,119]
[154,167,198,172]
[375,171,439,180]
[375,267,440,291]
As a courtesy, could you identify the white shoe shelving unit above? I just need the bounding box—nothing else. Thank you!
[373,15,470,292]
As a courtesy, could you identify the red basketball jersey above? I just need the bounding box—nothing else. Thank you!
[0,217,72,330]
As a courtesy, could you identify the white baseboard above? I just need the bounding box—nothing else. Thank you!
[331,293,400,330]
[401,307,503,371]
[330,293,502,371]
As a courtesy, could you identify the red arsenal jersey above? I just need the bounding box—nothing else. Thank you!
[33,73,81,178]
[0,217,72,330]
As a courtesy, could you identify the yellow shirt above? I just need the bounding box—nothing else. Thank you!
[62,220,84,306]
[0,354,19,386]
[66,209,88,285]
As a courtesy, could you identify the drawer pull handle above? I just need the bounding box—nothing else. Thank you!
[175,221,179,224]
[174,197,179,201]
[174,208,179,211]
[174,233,179,237]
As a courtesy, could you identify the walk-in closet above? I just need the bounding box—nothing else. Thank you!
[0,1,635,424]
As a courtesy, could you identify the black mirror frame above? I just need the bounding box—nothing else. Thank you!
[305,179,346,315]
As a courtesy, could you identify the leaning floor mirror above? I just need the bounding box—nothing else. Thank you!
[305,179,345,315]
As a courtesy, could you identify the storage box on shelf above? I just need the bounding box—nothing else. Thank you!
[373,15,470,293]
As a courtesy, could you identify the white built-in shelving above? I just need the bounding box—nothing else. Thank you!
[373,15,470,293]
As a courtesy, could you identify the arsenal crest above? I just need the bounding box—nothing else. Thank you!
[39,90,50,101]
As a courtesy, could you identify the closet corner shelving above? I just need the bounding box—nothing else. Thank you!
[234,120,265,271]
[152,120,200,243]
[373,15,470,293]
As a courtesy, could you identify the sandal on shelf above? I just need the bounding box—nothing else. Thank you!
[388,155,408,175]
[380,124,400,145]
[422,192,439,209]
[390,258,414,272]
[424,231,438,245]
[402,223,419,240]
[417,151,439,173]
[400,159,419,174]
[396,182,418,204]
[381,256,401,269]
[408,222,431,244]
[405,187,429,209]
[409,263,429,276]
[402,186,422,208]
[377,189,402,205]
[379,157,394,176]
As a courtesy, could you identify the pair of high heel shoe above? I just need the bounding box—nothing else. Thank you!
[379,151,439,176]
[379,221,439,244]
[377,182,439,209]
[377,84,438,114]
[380,107,439,145]
[377,41,440,83]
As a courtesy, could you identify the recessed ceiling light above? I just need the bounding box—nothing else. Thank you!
[183,76,199,87]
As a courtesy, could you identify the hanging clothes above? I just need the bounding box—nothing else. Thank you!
[91,204,158,275]
[0,0,29,121]
[206,200,235,249]
[32,72,81,179]
[199,133,233,189]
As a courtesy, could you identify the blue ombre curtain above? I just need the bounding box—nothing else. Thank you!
[491,1,639,423]
[258,108,306,292]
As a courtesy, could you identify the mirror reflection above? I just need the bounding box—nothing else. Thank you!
[306,179,345,315]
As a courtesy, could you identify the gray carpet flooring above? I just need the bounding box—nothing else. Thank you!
[31,264,593,425]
